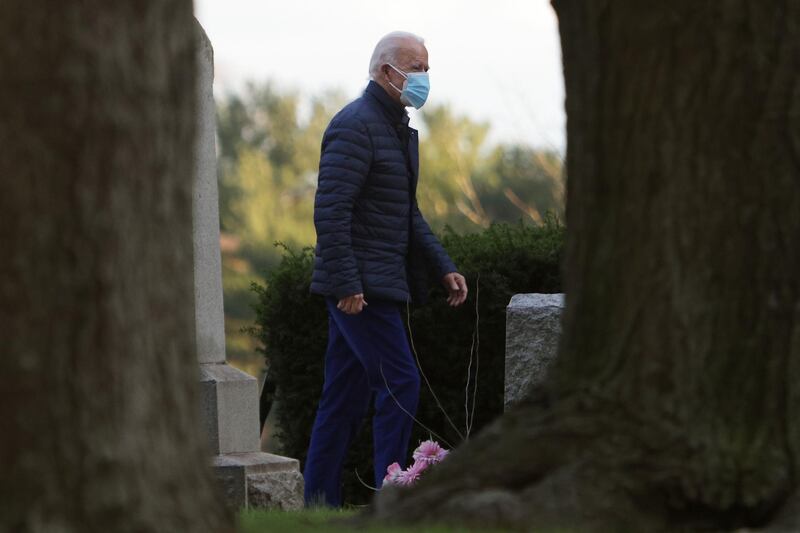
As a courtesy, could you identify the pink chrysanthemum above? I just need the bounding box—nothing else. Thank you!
[397,460,428,486]
[383,462,403,486]
[412,440,449,466]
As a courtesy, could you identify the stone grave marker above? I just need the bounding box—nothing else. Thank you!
[192,22,303,510]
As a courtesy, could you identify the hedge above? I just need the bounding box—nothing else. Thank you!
[251,220,564,505]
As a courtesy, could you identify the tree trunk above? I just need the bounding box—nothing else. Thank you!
[373,1,800,531]
[0,2,230,531]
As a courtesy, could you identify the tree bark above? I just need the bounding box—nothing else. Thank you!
[0,2,230,531]
[373,1,800,531]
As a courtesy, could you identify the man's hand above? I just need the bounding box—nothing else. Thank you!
[442,272,468,307]
[337,293,368,315]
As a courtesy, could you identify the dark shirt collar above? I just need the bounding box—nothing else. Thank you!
[365,80,409,127]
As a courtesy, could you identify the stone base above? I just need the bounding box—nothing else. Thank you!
[200,363,261,455]
[212,452,304,510]
[248,470,304,511]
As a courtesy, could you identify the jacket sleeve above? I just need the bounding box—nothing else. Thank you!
[313,116,373,299]
[411,203,458,279]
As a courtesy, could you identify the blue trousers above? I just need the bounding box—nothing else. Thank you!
[303,298,421,507]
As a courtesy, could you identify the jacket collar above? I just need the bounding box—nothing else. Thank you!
[365,80,409,126]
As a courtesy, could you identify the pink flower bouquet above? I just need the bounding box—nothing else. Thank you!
[382,440,449,488]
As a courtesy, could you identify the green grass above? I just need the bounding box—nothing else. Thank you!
[238,508,515,532]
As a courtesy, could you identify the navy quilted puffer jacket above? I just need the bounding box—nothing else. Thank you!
[310,81,457,303]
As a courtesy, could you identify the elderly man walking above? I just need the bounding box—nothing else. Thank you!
[303,31,468,506]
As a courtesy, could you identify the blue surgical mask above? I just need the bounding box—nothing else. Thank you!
[388,64,430,109]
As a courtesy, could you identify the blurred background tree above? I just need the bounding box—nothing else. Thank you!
[215,81,564,374]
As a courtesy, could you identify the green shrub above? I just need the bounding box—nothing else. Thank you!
[251,221,564,505]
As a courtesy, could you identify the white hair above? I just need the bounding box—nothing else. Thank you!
[368,31,425,79]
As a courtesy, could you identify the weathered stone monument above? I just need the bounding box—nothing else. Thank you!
[193,23,303,510]
[504,293,564,408]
